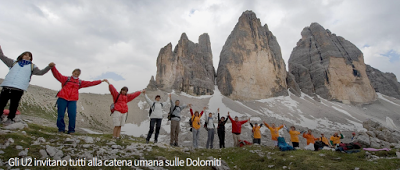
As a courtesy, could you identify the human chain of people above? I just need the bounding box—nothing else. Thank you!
[0,46,356,151]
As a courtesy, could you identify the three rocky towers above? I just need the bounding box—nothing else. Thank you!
[147,10,400,104]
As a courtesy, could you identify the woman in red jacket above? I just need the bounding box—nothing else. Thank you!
[51,66,105,134]
[105,80,142,139]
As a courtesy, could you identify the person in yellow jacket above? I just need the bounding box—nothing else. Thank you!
[330,132,344,146]
[263,121,284,147]
[284,126,301,148]
[250,122,263,144]
[189,106,206,149]
[315,133,332,147]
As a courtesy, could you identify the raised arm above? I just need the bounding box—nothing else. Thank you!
[278,124,284,130]
[200,107,206,116]
[51,66,68,83]
[250,123,253,127]
[80,79,102,88]
[284,126,290,132]
[169,94,175,108]
[108,84,119,101]
[0,46,15,67]
[127,91,141,102]
[263,121,271,129]
[239,119,248,125]
[228,114,234,122]
[32,65,52,75]
[144,93,153,105]
[218,112,220,122]
[190,108,194,116]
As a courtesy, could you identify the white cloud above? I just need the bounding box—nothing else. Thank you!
[0,0,399,94]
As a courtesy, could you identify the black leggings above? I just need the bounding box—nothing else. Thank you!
[217,130,225,148]
[0,87,24,121]
[292,142,299,148]
[146,118,162,141]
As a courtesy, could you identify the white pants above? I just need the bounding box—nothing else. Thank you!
[112,111,127,126]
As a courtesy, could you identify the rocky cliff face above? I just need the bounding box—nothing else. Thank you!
[289,23,376,104]
[216,10,288,100]
[153,33,215,95]
[366,65,400,99]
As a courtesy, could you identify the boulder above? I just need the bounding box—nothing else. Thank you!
[4,122,28,130]
[353,135,370,147]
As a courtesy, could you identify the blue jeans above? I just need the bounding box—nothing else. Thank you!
[146,118,162,142]
[56,98,77,133]
[192,128,200,148]
[206,129,215,149]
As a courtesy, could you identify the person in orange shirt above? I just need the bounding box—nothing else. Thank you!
[250,122,263,144]
[263,121,284,147]
[303,129,317,145]
[285,126,301,148]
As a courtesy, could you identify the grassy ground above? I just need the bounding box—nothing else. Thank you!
[0,123,399,170]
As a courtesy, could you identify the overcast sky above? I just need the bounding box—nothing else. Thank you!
[0,0,399,94]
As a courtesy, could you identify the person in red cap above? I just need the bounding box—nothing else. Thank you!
[351,132,356,142]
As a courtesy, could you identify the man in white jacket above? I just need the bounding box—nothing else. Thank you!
[143,90,170,144]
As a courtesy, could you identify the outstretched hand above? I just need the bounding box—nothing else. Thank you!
[217,108,219,112]
[227,112,230,116]
[188,104,192,108]
[142,89,146,94]
[203,107,207,111]
[48,62,55,68]
[102,79,109,83]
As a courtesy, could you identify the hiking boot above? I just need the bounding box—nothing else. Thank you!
[170,143,174,146]
[174,143,178,147]
[58,131,65,134]
[3,119,15,126]
[154,140,157,144]
[67,131,75,135]
[146,140,149,144]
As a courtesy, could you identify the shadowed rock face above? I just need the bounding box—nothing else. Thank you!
[216,10,288,100]
[153,33,215,95]
[289,23,376,104]
[366,65,400,99]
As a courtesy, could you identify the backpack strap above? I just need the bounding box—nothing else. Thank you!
[78,79,82,88]
[114,93,120,104]
[151,102,156,111]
